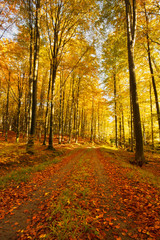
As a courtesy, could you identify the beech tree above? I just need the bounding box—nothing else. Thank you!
[125,0,145,166]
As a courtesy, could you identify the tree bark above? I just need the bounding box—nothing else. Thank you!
[75,76,81,143]
[16,73,24,143]
[27,0,33,140]
[144,5,160,139]
[90,96,94,142]
[5,71,10,142]
[27,0,40,153]
[43,66,52,145]
[122,107,125,147]
[114,73,118,147]
[125,0,145,166]
[68,75,75,144]
[150,82,154,149]
[48,63,56,149]
[61,81,66,142]
[58,71,63,144]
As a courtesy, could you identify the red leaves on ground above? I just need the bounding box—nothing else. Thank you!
[0,146,160,239]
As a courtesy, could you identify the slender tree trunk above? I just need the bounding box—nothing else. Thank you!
[130,96,134,151]
[150,82,154,149]
[68,76,75,144]
[61,82,65,142]
[144,6,160,139]
[27,0,40,153]
[64,86,71,138]
[48,64,56,149]
[98,102,101,141]
[24,91,28,138]
[16,80,22,143]
[121,107,125,147]
[43,67,52,145]
[5,72,10,142]
[2,103,5,137]
[27,0,33,140]
[16,74,23,143]
[16,96,21,143]
[114,73,118,147]
[119,115,122,147]
[81,108,84,138]
[143,120,146,145]
[58,72,63,144]
[125,0,145,166]
[90,96,94,142]
[38,73,46,142]
[75,77,81,143]
[30,0,40,136]
[93,115,96,142]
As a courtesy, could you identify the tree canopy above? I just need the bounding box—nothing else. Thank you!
[0,0,160,165]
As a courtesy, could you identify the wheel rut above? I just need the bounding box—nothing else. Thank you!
[0,147,88,240]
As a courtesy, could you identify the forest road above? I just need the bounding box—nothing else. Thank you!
[0,147,87,239]
[0,146,160,239]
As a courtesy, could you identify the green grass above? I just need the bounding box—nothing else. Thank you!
[0,158,60,189]
[48,187,97,240]
[48,151,98,240]
[126,167,160,189]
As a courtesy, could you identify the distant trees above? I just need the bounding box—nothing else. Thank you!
[0,0,109,148]
[1,0,160,163]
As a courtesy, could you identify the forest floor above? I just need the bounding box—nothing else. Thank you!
[0,132,160,239]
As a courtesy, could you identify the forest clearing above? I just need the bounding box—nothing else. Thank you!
[0,132,160,239]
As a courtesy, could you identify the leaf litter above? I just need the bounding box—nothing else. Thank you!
[0,145,160,239]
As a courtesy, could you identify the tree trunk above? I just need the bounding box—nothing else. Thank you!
[5,72,10,142]
[68,75,75,144]
[48,64,56,150]
[27,0,33,140]
[150,82,154,149]
[122,108,125,147]
[144,6,160,139]
[61,82,66,142]
[27,0,40,153]
[75,76,81,143]
[58,71,63,144]
[43,66,52,145]
[125,0,145,166]
[98,102,100,141]
[130,97,134,151]
[16,73,23,143]
[114,73,118,147]
[38,73,46,142]
[119,115,122,147]
[90,96,94,142]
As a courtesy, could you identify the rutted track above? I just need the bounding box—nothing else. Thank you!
[0,146,160,239]
[0,147,89,240]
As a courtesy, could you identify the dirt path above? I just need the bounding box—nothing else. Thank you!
[0,146,160,239]
[0,147,88,239]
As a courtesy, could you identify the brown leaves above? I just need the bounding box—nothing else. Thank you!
[1,146,160,239]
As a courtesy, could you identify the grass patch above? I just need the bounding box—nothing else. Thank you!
[0,158,60,189]
[48,187,96,240]
[48,153,98,240]
[127,167,160,189]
